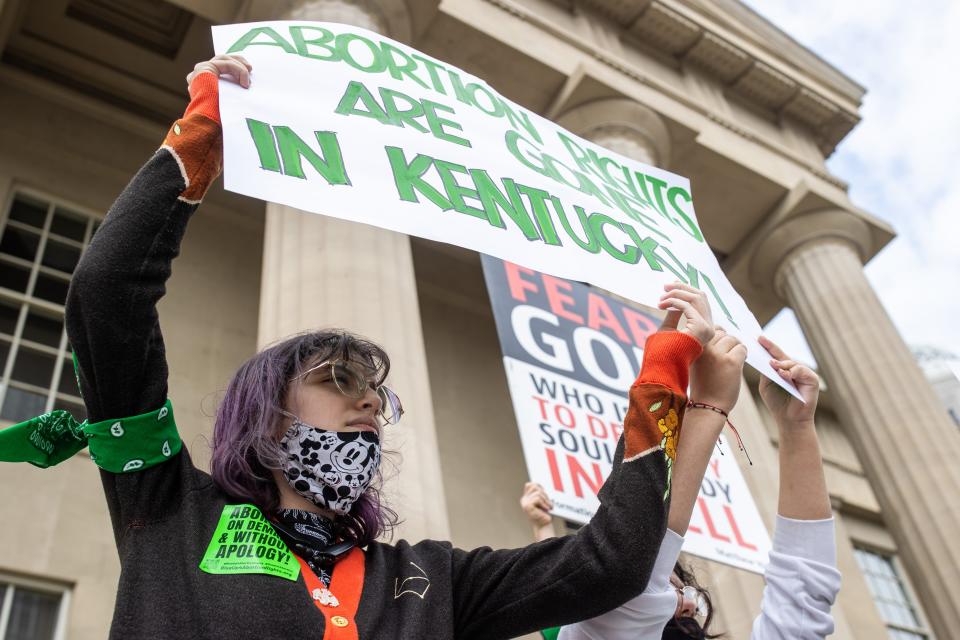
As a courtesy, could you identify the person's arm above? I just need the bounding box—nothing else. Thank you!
[751,516,839,640]
[758,336,831,521]
[67,56,247,421]
[64,56,249,533]
[669,328,747,534]
[558,327,748,640]
[555,530,684,640]
[449,285,712,640]
[750,337,840,640]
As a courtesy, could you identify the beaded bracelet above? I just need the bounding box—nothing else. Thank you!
[686,400,753,465]
[687,401,728,418]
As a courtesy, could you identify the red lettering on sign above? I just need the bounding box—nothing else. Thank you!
[708,459,721,478]
[555,404,576,428]
[724,505,758,551]
[505,261,538,302]
[587,415,607,439]
[542,275,584,324]
[532,396,549,420]
[623,308,657,348]
[697,497,731,543]
[587,415,623,443]
[587,294,630,343]
[568,455,603,498]
[545,448,563,492]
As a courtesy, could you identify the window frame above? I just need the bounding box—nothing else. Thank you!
[852,542,936,639]
[0,185,100,426]
[0,571,72,640]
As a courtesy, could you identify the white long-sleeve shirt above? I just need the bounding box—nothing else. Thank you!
[557,516,841,640]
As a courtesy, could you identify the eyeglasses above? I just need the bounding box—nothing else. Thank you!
[293,359,404,425]
[675,585,709,619]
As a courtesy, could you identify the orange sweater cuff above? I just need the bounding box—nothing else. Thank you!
[636,331,702,395]
[184,72,220,124]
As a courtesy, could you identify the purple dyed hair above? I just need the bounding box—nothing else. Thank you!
[211,329,398,546]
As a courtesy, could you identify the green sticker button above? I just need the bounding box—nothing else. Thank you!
[200,504,300,581]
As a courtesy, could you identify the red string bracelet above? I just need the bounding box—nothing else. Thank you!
[687,401,727,417]
[687,401,753,465]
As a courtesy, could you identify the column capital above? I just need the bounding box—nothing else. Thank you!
[750,207,874,300]
[241,0,412,41]
[556,98,671,167]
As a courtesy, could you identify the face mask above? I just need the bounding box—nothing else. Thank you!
[662,618,706,640]
[279,419,381,515]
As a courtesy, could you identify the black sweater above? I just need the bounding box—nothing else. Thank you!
[63,73,698,639]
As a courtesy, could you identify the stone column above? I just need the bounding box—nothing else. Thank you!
[766,218,960,637]
[249,0,451,542]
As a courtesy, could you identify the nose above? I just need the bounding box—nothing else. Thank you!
[356,385,382,416]
[675,587,699,618]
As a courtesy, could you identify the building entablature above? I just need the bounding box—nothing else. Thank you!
[421,0,885,283]
[552,0,863,158]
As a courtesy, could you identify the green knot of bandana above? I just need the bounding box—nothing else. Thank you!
[0,399,181,474]
[23,410,87,466]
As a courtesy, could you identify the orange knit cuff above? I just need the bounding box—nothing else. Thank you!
[636,331,702,395]
[184,72,220,124]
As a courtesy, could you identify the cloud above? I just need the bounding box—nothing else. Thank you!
[746,0,960,365]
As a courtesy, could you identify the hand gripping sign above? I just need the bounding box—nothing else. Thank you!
[212,20,800,399]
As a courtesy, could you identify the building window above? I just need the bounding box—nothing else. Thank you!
[0,576,70,640]
[853,547,932,639]
[0,191,98,424]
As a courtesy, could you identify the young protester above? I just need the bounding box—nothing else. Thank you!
[0,54,720,639]
[526,335,841,640]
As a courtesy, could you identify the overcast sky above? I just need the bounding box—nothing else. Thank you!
[741,1,960,366]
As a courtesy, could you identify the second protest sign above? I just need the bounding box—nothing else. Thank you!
[482,255,771,573]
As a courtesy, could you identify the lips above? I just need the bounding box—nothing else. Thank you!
[346,418,378,434]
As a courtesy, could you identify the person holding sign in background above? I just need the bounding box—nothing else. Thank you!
[527,332,841,639]
[0,54,721,639]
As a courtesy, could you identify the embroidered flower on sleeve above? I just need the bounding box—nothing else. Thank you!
[658,408,679,462]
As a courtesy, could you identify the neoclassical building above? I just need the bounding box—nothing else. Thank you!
[0,0,956,638]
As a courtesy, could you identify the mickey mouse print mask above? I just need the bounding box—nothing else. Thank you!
[279,419,381,515]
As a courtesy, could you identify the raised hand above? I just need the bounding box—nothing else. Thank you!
[657,283,715,347]
[758,336,820,428]
[690,328,747,414]
[520,482,554,528]
[186,54,253,89]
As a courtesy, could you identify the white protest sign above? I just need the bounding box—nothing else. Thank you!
[211,20,799,398]
[482,256,771,572]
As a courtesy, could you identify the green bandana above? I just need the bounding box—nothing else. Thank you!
[0,399,181,473]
